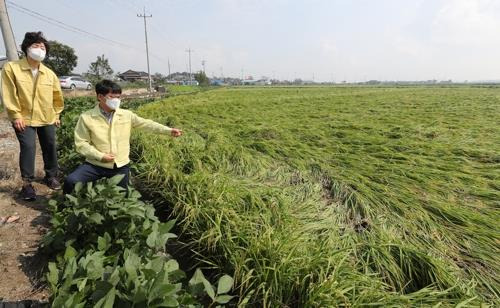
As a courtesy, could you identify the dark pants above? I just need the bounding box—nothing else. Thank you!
[14,125,58,181]
[63,162,130,194]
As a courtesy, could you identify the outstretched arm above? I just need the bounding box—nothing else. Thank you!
[131,113,183,137]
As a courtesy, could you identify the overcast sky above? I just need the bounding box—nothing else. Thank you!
[2,0,500,82]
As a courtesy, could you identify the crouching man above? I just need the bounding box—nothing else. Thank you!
[63,79,182,194]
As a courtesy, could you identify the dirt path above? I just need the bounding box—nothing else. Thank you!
[0,112,51,303]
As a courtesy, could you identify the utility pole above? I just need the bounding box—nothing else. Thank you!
[185,48,194,84]
[0,0,18,61]
[201,60,206,74]
[167,59,171,80]
[137,7,152,92]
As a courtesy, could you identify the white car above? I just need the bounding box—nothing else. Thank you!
[59,76,92,90]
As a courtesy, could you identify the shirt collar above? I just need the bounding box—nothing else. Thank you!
[19,57,48,74]
[92,104,124,117]
[99,105,113,118]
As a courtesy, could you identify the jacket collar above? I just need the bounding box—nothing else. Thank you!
[91,104,125,117]
[19,57,49,74]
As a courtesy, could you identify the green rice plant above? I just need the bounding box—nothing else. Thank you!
[130,86,499,306]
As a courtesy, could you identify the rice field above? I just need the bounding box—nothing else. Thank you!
[131,86,499,306]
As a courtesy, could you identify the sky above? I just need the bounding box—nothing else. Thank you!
[2,0,500,82]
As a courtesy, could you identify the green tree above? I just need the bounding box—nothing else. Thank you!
[43,40,78,76]
[153,72,167,84]
[194,71,209,86]
[86,54,113,83]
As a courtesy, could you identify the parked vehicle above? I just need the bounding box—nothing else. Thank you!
[59,76,92,90]
[183,80,199,86]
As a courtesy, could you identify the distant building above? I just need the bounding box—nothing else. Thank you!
[242,79,271,86]
[183,80,199,86]
[211,79,226,86]
[118,70,149,82]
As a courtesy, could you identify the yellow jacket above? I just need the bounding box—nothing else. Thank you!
[75,105,172,169]
[1,58,64,126]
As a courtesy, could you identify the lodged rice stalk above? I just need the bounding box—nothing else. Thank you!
[131,86,499,307]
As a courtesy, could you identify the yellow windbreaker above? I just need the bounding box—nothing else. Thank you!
[1,58,64,126]
[74,105,172,169]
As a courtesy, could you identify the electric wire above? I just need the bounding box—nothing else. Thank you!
[7,0,132,49]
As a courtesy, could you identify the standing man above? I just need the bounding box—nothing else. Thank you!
[63,79,182,194]
[1,32,64,200]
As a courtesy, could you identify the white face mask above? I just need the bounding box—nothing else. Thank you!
[105,97,121,110]
[27,47,46,62]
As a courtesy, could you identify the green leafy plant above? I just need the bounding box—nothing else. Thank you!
[43,176,234,307]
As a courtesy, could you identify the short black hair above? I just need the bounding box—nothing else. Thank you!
[21,32,49,56]
[95,79,122,96]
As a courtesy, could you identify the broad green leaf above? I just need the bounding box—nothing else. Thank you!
[159,220,176,234]
[63,245,77,261]
[76,277,88,292]
[86,254,105,280]
[132,288,147,304]
[124,252,140,281]
[147,256,165,273]
[91,281,113,303]
[47,262,59,288]
[63,293,76,307]
[203,278,216,300]
[51,296,67,308]
[108,174,125,186]
[62,258,77,281]
[143,219,151,230]
[74,181,83,192]
[215,295,235,304]
[94,287,116,308]
[151,283,177,302]
[164,259,179,273]
[66,194,79,205]
[158,233,177,247]
[146,230,159,248]
[108,267,120,286]
[189,268,206,286]
[89,213,105,224]
[163,296,179,307]
[216,275,233,294]
[188,269,206,297]
[97,233,111,251]
[127,207,145,218]
[97,237,106,251]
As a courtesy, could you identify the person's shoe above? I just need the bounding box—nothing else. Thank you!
[44,177,61,190]
[20,184,36,201]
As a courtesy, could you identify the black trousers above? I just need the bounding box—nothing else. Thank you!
[14,125,58,181]
[63,162,130,194]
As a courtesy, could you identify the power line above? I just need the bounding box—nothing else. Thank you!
[7,0,131,49]
[7,0,170,68]
[105,0,181,52]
